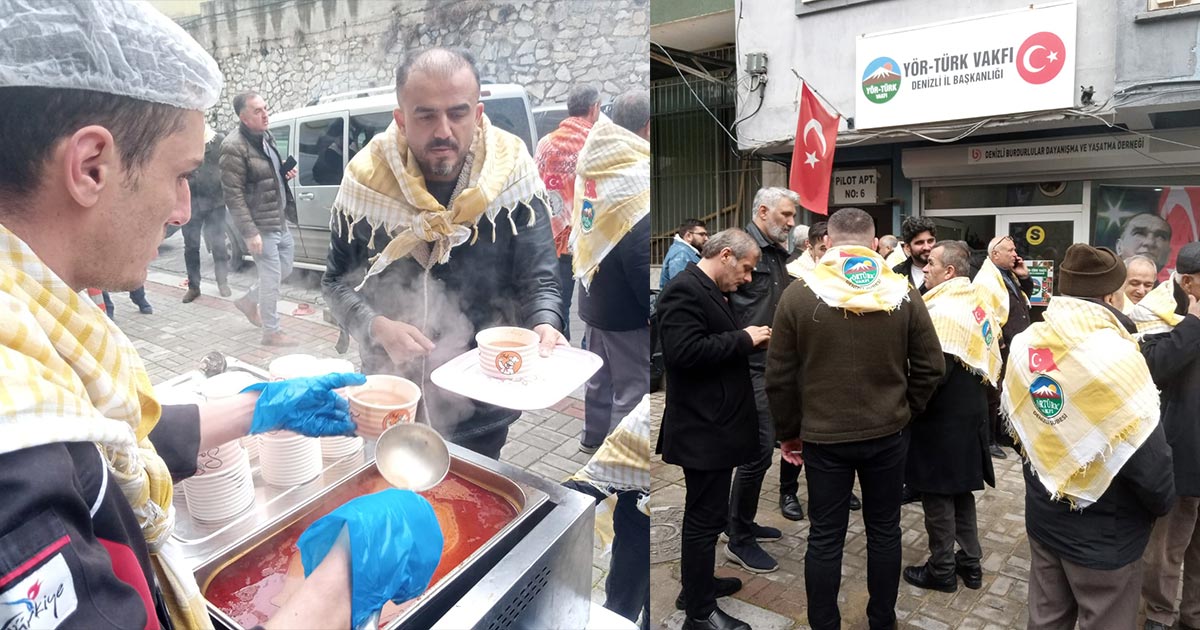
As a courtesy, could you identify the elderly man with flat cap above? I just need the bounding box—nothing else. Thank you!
[1001,244,1174,630]
[1136,242,1200,630]
[0,2,445,628]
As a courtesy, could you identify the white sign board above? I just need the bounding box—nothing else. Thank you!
[832,168,879,205]
[855,1,1077,129]
[966,135,1148,165]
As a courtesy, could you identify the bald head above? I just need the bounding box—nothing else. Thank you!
[1123,255,1158,304]
[878,234,898,257]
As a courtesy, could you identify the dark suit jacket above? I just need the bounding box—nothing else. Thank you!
[892,258,930,295]
[655,264,758,470]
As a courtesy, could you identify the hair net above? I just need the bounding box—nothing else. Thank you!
[0,0,223,111]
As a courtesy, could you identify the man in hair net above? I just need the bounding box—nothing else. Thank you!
[0,2,440,628]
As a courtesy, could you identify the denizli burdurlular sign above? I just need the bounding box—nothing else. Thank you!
[854,1,1077,130]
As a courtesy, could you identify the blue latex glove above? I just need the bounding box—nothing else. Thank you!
[296,489,444,628]
[241,372,366,436]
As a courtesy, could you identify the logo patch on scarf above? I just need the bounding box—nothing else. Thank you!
[1030,375,1066,423]
[842,256,880,288]
[0,553,78,630]
[580,200,596,233]
[981,319,994,346]
[1029,347,1058,373]
[973,305,987,323]
[584,179,597,198]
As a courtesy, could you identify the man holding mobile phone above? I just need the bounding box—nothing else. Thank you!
[219,90,301,346]
[984,234,1034,459]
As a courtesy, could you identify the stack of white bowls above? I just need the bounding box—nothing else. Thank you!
[259,431,324,486]
[183,440,255,522]
[201,371,264,463]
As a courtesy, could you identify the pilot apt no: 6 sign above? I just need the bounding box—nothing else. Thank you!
[854,1,1077,130]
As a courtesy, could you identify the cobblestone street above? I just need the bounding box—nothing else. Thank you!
[121,234,614,603]
[649,391,1035,630]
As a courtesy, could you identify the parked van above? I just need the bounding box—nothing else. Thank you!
[224,84,537,270]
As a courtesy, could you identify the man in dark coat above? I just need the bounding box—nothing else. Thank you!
[984,233,1035,459]
[892,216,937,294]
[182,128,232,302]
[902,241,995,593]
[726,186,797,573]
[1139,242,1200,630]
[657,228,770,630]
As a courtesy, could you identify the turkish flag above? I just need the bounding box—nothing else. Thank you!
[1029,347,1058,373]
[789,83,840,216]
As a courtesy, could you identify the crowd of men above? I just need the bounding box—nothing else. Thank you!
[657,193,1200,630]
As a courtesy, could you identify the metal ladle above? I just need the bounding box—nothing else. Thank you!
[374,422,450,493]
[359,423,450,630]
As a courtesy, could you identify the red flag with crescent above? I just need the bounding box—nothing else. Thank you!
[1029,347,1058,373]
[789,83,840,216]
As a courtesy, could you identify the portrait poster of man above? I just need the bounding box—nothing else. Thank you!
[1095,185,1200,281]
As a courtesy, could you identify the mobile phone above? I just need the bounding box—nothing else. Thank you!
[281,156,297,173]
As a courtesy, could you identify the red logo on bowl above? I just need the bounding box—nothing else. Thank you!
[383,408,410,430]
[495,351,523,376]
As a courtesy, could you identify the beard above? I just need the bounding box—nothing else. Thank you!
[767,223,790,245]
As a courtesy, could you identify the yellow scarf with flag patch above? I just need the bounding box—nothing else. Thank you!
[972,258,1012,329]
[922,276,1004,385]
[0,225,211,628]
[786,251,817,278]
[570,119,650,290]
[568,394,650,514]
[1000,296,1159,509]
[1126,275,1185,338]
[800,246,910,314]
[332,115,546,286]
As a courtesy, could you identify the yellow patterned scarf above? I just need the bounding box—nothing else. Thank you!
[785,251,817,278]
[1127,275,1185,338]
[800,246,910,314]
[923,276,1003,385]
[973,258,1012,329]
[570,119,651,290]
[332,115,546,285]
[0,225,211,629]
[1000,296,1159,509]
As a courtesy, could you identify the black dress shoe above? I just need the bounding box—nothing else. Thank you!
[903,564,957,593]
[901,485,921,505]
[682,607,751,630]
[780,494,805,521]
[956,562,983,589]
[675,576,743,610]
[849,493,862,511]
[990,444,1008,459]
[181,286,200,303]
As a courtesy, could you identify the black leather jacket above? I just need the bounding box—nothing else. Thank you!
[729,222,792,369]
[321,197,563,441]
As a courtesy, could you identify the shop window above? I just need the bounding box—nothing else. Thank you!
[922,181,1083,210]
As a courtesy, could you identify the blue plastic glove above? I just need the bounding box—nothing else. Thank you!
[241,372,366,436]
[296,489,444,628]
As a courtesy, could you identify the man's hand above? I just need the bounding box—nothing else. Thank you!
[1013,256,1029,279]
[744,325,771,348]
[371,316,435,365]
[781,438,804,466]
[285,167,298,181]
[533,323,568,357]
[1188,294,1200,320]
[247,234,263,256]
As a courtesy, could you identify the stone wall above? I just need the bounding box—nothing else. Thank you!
[182,0,649,129]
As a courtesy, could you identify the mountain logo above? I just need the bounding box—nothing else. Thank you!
[580,199,595,232]
[862,57,902,104]
[842,256,880,288]
[981,319,994,346]
[1029,375,1065,423]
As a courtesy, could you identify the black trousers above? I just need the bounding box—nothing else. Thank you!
[728,369,772,544]
[682,467,734,619]
[557,254,575,341]
[563,482,649,628]
[780,457,803,497]
[804,430,909,630]
[452,424,509,461]
[182,203,230,288]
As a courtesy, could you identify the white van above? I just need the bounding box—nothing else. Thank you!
[226,84,537,270]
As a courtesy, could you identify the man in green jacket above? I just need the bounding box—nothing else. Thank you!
[766,207,944,630]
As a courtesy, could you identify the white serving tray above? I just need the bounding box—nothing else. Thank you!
[430,347,603,411]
